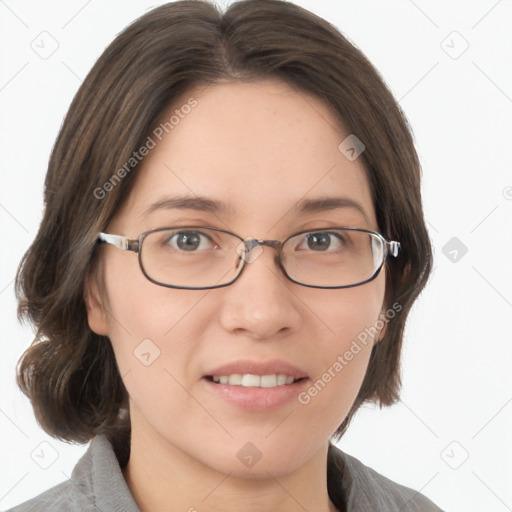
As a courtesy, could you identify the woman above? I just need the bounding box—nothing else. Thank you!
[10,1,443,510]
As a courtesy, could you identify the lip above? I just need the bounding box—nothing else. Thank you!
[202,378,309,411]
[203,359,308,380]
[202,359,309,411]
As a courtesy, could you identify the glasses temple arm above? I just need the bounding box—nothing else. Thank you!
[98,233,140,252]
[387,240,400,258]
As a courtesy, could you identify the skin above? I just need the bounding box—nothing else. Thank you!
[85,78,387,512]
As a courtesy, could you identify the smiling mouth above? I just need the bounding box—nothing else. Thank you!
[205,374,307,388]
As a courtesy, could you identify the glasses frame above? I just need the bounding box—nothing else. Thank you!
[97,226,401,290]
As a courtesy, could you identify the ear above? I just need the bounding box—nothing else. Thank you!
[84,270,110,336]
[374,306,389,345]
[377,319,387,343]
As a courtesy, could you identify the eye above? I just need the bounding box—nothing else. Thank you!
[297,231,345,252]
[165,231,217,252]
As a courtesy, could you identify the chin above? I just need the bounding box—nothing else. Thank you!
[192,436,321,479]
[208,455,302,480]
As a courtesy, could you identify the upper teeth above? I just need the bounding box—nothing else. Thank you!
[212,374,297,387]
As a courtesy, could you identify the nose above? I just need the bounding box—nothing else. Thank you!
[218,243,303,340]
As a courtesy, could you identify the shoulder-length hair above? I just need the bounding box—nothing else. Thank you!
[15,0,432,447]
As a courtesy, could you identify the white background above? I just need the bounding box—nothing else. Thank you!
[0,1,511,511]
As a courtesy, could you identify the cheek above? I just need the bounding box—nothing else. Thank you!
[298,276,386,419]
[102,249,204,333]
[316,273,386,352]
[99,253,203,382]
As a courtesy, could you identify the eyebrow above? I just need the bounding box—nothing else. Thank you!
[142,195,369,222]
[294,196,369,222]
[143,196,223,216]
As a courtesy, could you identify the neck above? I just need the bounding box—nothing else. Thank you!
[122,422,338,512]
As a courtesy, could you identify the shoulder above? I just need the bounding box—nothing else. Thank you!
[328,444,445,511]
[5,435,139,512]
[4,480,74,512]
[5,445,95,512]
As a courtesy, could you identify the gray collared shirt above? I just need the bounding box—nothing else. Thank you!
[6,435,444,511]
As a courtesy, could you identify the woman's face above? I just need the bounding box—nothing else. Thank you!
[87,78,387,476]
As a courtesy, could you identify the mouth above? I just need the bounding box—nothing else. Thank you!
[204,374,308,388]
[201,359,309,410]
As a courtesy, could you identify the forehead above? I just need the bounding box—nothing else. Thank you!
[114,79,376,234]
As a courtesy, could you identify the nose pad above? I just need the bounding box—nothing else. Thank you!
[235,238,264,264]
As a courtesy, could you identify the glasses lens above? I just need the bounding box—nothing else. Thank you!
[282,229,385,287]
[140,228,242,288]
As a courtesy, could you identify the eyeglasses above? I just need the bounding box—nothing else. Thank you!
[97,226,400,290]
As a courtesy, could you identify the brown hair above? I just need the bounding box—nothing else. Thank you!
[15,0,432,446]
